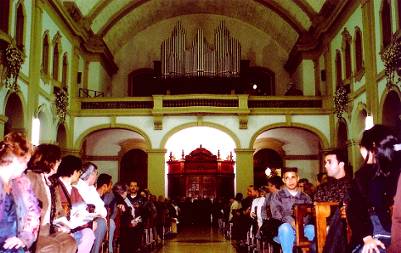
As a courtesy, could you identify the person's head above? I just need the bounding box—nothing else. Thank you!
[129,180,139,194]
[360,124,401,173]
[27,144,61,176]
[234,192,243,202]
[97,173,112,194]
[80,162,98,186]
[281,167,299,191]
[317,172,328,185]
[57,155,82,184]
[324,149,346,179]
[0,132,32,180]
[112,182,128,199]
[267,175,283,192]
[259,186,268,196]
[246,185,258,197]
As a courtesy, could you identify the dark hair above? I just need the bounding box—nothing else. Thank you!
[298,178,309,184]
[112,182,127,195]
[57,155,82,177]
[97,173,112,189]
[317,172,327,183]
[81,162,97,181]
[281,167,298,177]
[267,175,284,189]
[27,144,61,173]
[234,192,243,201]
[360,124,401,175]
[324,149,346,164]
[0,132,32,166]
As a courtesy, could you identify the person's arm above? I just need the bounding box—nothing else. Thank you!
[11,175,41,248]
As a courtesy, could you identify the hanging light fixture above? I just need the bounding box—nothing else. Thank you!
[381,36,401,89]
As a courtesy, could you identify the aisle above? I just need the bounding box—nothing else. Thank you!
[155,225,236,253]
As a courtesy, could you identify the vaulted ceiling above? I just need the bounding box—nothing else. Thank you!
[66,0,332,57]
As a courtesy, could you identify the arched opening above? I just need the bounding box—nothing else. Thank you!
[0,0,10,33]
[381,0,392,48]
[80,128,147,184]
[254,127,322,183]
[62,53,68,88]
[37,110,51,143]
[4,93,24,135]
[52,41,60,80]
[337,118,352,176]
[15,3,24,50]
[253,148,283,187]
[354,28,363,73]
[335,51,342,88]
[56,124,67,152]
[42,33,49,74]
[382,91,401,139]
[120,149,148,188]
[344,40,352,79]
[165,126,236,199]
[246,67,275,95]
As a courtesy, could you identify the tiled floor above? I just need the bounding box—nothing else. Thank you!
[155,225,236,253]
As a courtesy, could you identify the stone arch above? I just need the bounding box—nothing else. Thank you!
[36,104,52,143]
[74,124,151,151]
[160,122,240,149]
[56,123,67,151]
[250,124,325,181]
[248,122,329,150]
[351,102,367,140]
[381,89,401,138]
[4,92,24,135]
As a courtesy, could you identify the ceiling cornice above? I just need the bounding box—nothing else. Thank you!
[285,0,359,73]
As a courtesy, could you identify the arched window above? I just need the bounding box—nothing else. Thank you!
[381,0,392,48]
[62,53,68,87]
[335,50,342,88]
[354,27,363,73]
[0,0,10,33]
[15,3,24,50]
[345,41,352,79]
[52,41,60,80]
[42,33,49,74]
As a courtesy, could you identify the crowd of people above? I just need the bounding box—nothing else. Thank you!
[0,133,180,253]
[0,124,400,253]
[223,124,401,253]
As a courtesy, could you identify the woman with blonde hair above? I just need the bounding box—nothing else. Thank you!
[0,132,40,252]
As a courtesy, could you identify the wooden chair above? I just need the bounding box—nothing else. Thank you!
[294,202,349,253]
[294,203,314,253]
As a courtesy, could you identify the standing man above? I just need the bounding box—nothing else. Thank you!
[270,167,314,253]
[128,180,144,252]
[314,149,351,202]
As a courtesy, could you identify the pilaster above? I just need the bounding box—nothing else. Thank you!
[27,0,43,140]
[234,148,254,195]
[361,0,379,120]
[0,115,8,139]
[147,149,167,197]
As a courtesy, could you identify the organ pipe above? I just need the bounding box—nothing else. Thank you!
[161,21,240,78]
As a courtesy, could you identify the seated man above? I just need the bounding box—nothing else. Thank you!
[314,149,351,203]
[270,167,314,253]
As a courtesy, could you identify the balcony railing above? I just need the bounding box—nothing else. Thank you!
[76,95,327,116]
[79,88,105,98]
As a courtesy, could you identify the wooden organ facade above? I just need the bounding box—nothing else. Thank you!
[167,146,235,199]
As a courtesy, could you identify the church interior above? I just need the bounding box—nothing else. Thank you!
[1,0,401,222]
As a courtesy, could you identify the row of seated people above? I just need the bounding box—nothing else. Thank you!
[0,132,177,253]
[224,125,401,253]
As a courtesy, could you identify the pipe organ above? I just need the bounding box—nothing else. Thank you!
[161,21,241,78]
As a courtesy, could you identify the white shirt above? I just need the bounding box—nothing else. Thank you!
[250,196,266,228]
[75,179,107,218]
